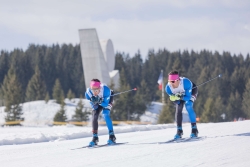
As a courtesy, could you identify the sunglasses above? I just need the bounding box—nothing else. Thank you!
[91,88,100,93]
[168,80,177,83]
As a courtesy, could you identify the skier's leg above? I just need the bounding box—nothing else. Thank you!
[103,109,116,143]
[102,109,113,131]
[92,106,102,132]
[176,101,184,127]
[185,101,196,123]
[175,101,185,139]
[89,106,102,146]
[105,90,116,143]
[185,101,198,137]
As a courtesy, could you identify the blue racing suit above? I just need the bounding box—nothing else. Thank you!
[165,77,198,126]
[85,84,114,133]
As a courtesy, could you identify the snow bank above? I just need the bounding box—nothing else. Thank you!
[0,124,176,146]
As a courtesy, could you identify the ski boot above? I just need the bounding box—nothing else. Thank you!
[190,125,199,138]
[174,126,183,139]
[89,133,99,147]
[107,131,116,145]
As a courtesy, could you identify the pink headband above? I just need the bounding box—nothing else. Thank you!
[90,81,101,88]
[168,74,179,81]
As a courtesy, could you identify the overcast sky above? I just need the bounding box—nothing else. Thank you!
[0,0,249,59]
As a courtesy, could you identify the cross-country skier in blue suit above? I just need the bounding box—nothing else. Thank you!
[165,71,199,139]
[85,78,116,146]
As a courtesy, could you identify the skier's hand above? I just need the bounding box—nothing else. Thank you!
[98,97,103,104]
[104,104,112,110]
[190,95,196,102]
[169,95,180,101]
[93,104,98,110]
[175,93,183,98]
[90,96,99,105]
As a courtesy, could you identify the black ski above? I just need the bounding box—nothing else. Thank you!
[158,138,186,144]
[159,136,206,144]
[71,142,128,150]
[88,142,128,149]
[178,136,206,142]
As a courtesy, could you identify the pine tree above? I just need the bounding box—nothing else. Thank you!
[112,83,132,120]
[172,54,185,75]
[52,79,64,104]
[158,101,174,124]
[226,91,243,120]
[242,78,250,119]
[112,68,135,120]
[129,80,151,120]
[109,79,116,91]
[139,79,151,103]
[67,89,75,101]
[1,67,24,123]
[0,51,9,84]
[72,97,90,122]
[213,96,226,122]
[131,91,147,120]
[54,99,67,122]
[200,98,215,123]
[26,66,47,101]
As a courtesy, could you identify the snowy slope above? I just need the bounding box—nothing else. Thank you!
[0,99,92,125]
[0,120,250,167]
[0,99,161,125]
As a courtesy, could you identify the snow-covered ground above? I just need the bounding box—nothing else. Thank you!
[0,120,249,167]
[1,99,249,166]
[0,99,92,126]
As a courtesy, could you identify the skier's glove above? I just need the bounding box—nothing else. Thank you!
[169,95,180,101]
[97,97,103,104]
[175,93,184,99]
[190,95,196,102]
[90,96,99,105]
[104,104,112,110]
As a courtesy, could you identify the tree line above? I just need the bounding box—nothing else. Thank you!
[113,49,250,123]
[0,44,250,124]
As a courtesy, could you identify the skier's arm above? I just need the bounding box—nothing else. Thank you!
[99,86,110,107]
[182,79,192,101]
[85,89,91,101]
[85,89,98,109]
[165,85,174,95]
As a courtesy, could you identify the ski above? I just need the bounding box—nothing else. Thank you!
[88,142,128,149]
[159,136,206,144]
[158,138,186,144]
[178,136,206,142]
[71,142,127,150]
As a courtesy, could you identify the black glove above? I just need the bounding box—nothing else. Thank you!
[97,97,103,104]
[90,96,99,105]
[90,96,103,105]
[175,93,183,100]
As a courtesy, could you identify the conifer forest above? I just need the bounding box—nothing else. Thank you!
[0,44,250,123]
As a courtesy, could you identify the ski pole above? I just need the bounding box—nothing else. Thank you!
[192,74,222,89]
[111,88,137,96]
